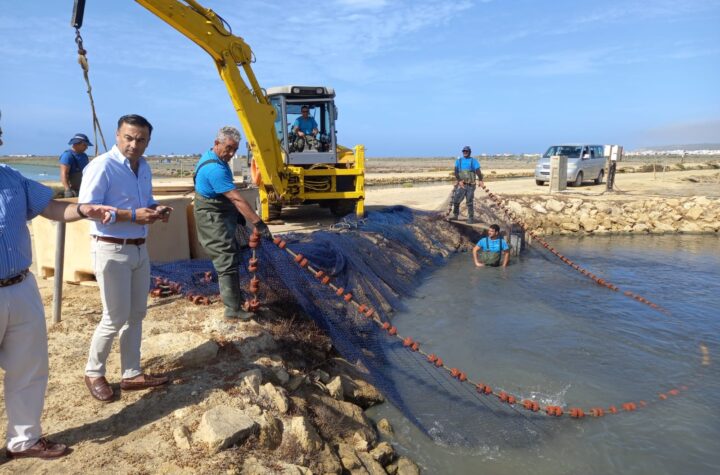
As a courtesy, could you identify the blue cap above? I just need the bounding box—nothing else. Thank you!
[68,133,93,146]
[462,146,471,152]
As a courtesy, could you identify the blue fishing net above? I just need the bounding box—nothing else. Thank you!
[151,205,552,447]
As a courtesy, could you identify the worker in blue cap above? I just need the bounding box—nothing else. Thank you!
[59,133,92,198]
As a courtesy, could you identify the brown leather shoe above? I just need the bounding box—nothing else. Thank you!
[6,437,68,460]
[120,374,169,391]
[84,375,114,402]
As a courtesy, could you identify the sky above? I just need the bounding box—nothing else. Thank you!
[1,0,719,157]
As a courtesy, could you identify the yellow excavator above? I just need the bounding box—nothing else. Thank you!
[71,0,365,220]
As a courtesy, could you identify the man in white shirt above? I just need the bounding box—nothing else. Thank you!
[79,114,173,402]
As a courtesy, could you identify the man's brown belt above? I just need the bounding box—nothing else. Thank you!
[93,236,146,246]
[0,269,29,288]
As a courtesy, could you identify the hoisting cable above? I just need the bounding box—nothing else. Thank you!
[269,234,704,421]
[71,0,107,156]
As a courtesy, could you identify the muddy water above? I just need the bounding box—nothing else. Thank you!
[367,234,720,475]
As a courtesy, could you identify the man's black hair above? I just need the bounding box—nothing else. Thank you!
[489,224,501,232]
[117,114,153,136]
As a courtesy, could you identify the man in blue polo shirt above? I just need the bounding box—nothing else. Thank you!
[193,126,272,320]
[59,133,92,197]
[1,111,114,459]
[291,105,319,152]
[473,224,510,267]
[451,145,483,224]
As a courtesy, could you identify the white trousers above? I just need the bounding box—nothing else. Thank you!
[85,241,150,379]
[0,274,49,452]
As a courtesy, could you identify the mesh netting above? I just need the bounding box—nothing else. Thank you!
[151,205,554,447]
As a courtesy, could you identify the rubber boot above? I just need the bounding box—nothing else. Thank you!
[218,273,252,320]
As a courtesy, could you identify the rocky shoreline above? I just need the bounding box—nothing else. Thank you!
[497,195,720,235]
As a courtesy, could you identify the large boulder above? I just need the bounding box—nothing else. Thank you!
[283,416,323,452]
[195,406,258,453]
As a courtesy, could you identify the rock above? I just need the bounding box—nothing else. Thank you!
[239,369,263,395]
[679,222,702,233]
[353,431,370,452]
[652,221,676,233]
[311,369,331,384]
[580,218,598,232]
[396,456,421,475]
[632,223,650,233]
[531,203,548,214]
[242,457,312,475]
[370,441,395,466]
[257,413,283,450]
[283,416,323,452]
[545,198,565,213]
[685,206,704,220]
[338,443,362,471]
[156,463,195,475]
[356,451,387,475]
[340,375,384,408]
[173,425,192,450]
[561,222,580,232]
[234,328,277,358]
[307,392,376,444]
[195,406,258,453]
[316,444,343,475]
[326,376,344,400]
[141,332,218,369]
[376,418,394,437]
[260,383,289,413]
[693,196,711,206]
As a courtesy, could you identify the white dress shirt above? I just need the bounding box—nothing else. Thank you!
[79,145,158,238]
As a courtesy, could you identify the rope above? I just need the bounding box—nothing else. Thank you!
[74,28,107,156]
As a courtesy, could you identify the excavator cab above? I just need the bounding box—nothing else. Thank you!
[267,86,338,165]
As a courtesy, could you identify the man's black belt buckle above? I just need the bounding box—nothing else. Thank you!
[0,269,29,288]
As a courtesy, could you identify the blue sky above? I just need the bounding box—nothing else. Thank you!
[1,0,719,156]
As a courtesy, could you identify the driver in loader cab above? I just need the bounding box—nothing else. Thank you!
[291,105,319,152]
[193,126,272,320]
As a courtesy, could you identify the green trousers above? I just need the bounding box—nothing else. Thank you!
[478,251,501,266]
[194,194,245,317]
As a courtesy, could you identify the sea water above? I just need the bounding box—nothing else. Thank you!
[3,162,59,181]
[367,234,720,475]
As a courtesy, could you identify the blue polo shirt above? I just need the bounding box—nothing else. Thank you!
[455,156,481,172]
[193,149,235,199]
[59,149,89,174]
[292,116,318,135]
[477,236,509,253]
[0,165,53,279]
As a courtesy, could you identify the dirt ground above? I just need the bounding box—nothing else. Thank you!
[0,160,717,473]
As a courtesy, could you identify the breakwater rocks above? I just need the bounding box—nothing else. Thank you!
[499,195,720,235]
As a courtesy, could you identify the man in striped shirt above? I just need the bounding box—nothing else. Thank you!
[1,112,115,459]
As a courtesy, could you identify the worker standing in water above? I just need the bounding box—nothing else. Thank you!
[473,224,510,268]
[450,146,483,224]
[193,126,272,320]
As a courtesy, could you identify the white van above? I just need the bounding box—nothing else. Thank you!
[534,144,606,186]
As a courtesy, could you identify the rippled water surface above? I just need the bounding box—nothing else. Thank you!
[367,234,720,475]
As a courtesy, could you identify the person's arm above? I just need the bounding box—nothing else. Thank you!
[501,250,510,267]
[40,201,115,223]
[222,189,272,238]
[292,119,303,137]
[114,208,160,224]
[472,245,484,267]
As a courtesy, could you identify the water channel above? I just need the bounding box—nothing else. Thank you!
[367,234,720,474]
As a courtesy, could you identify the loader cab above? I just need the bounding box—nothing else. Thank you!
[267,85,338,165]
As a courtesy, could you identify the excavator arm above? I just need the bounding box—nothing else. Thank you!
[81,0,286,195]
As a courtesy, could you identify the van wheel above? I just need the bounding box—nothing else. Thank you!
[594,169,604,185]
[535,180,545,186]
[570,171,583,187]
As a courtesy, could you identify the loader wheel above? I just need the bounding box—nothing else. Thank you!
[329,199,356,217]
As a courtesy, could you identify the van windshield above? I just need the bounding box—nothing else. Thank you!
[543,146,582,158]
